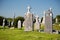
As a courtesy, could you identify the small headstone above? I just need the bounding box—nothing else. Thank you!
[18,20,21,29]
[2,19,5,28]
[55,30,58,34]
[56,18,58,23]
[11,21,14,27]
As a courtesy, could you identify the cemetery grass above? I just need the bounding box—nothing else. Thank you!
[0,26,60,40]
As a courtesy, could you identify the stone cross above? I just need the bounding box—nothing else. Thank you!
[18,20,21,29]
[24,6,34,31]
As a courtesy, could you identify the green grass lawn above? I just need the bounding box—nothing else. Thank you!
[0,26,60,40]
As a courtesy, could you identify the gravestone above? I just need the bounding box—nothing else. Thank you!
[34,15,40,31]
[55,30,59,34]
[2,19,5,28]
[56,18,58,23]
[18,20,21,29]
[44,8,53,33]
[24,6,34,31]
[11,21,14,27]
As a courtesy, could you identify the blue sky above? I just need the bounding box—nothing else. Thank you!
[0,0,60,18]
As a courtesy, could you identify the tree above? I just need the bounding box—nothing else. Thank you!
[0,16,8,26]
[56,15,60,23]
[41,17,43,23]
[0,16,4,26]
[7,18,12,22]
[14,16,24,28]
[53,18,55,24]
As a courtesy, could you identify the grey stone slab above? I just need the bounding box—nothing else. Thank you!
[18,20,21,29]
[44,8,53,33]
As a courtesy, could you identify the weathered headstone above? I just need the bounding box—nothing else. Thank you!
[56,18,58,23]
[18,20,21,29]
[11,21,14,27]
[44,8,53,33]
[55,30,59,34]
[34,15,40,31]
[24,6,34,31]
[2,19,5,27]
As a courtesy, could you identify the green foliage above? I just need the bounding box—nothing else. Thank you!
[41,24,44,30]
[53,18,56,24]
[56,15,60,23]
[53,23,60,30]
[14,16,24,27]
[0,16,8,26]
[0,16,4,25]
[7,18,12,22]
[56,15,60,19]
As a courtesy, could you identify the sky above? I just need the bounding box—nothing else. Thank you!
[0,0,60,18]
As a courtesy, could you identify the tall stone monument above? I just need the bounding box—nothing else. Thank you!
[18,20,21,29]
[44,8,53,33]
[34,15,40,31]
[24,6,34,31]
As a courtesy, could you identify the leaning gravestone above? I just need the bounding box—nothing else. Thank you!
[44,8,53,33]
[18,20,21,29]
[34,15,40,31]
[24,6,34,31]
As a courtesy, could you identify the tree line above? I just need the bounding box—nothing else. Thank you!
[0,16,24,28]
[0,15,60,27]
